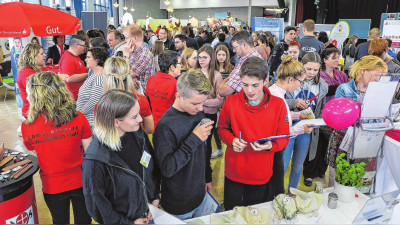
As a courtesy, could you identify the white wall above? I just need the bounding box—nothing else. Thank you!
[160,0,280,9]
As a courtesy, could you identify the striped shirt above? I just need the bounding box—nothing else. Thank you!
[226,49,264,92]
[76,73,104,127]
[129,44,155,92]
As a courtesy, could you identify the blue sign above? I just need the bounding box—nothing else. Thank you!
[251,17,284,41]
[339,19,370,39]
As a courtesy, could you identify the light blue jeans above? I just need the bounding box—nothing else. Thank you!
[282,133,311,189]
[171,194,207,220]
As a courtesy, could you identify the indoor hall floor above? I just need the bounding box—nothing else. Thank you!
[0,88,328,224]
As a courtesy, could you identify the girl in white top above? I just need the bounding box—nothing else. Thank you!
[268,55,314,191]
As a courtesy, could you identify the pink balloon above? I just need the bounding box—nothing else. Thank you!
[322,97,360,129]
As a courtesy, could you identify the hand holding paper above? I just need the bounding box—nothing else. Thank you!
[250,141,273,151]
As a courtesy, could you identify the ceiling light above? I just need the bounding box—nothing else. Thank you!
[113,2,119,7]
[164,0,171,5]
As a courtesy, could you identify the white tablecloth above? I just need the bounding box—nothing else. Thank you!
[186,188,369,224]
[375,136,400,196]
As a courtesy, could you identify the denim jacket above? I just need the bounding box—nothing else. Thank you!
[335,80,361,103]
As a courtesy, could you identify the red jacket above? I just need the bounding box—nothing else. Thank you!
[218,87,289,185]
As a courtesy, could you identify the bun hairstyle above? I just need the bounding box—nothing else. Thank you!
[277,55,306,81]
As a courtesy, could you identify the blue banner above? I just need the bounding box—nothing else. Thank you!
[251,17,284,41]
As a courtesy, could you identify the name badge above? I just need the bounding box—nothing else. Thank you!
[140,151,151,168]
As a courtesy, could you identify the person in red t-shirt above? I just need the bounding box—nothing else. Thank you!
[103,56,154,134]
[59,35,88,100]
[17,43,46,118]
[21,71,92,224]
[218,56,290,211]
[145,50,181,129]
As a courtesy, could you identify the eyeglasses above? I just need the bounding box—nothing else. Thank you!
[232,43,242,50]
[176,61,183,66]
[198,56,209,61]
[294,77,304,84]
[77,44,86,48]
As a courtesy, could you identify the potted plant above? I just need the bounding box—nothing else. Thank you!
[334,153,366,203]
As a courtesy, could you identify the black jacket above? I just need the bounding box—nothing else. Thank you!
[153,107,211,215]
[82,130,160,224]
[45,44,69,65]
[268,40,288,75]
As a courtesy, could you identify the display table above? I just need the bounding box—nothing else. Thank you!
[375,136,400,196]
[0,149,39,224]
[186,188,369,224]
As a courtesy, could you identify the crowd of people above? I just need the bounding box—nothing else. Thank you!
[15,19,396,224]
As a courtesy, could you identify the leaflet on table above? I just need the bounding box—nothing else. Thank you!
[294,118,326,128]
[148,204,186,224]
[192,191,220,217]
[251,135,294,144]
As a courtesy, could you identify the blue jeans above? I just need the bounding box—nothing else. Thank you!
[282,133,311,189]
[171,194,207,220]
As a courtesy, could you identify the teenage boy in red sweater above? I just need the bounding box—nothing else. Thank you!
[218,56,290,210]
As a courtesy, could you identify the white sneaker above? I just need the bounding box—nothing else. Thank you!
[211,149,224,159]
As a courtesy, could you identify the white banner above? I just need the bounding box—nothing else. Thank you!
[382,20,400,48]
[329,20,350,52]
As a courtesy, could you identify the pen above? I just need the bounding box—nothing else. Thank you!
[239,131,242,152]
[367,215,383,222]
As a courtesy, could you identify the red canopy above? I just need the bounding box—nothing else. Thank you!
[0,2,81,37]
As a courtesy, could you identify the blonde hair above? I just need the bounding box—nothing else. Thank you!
[181,48,197,70]
[124,24,143,41]
[277,55,306,81]
[18,43,43,72]
[103,57,135,94]
[368,28,380,39]
[177,69,213,99]
[94,89,138,151]
[349,55,387,83]
[25,71,77,126]
[215,45,233,73]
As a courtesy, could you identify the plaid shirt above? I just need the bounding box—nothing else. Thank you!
[226,49,264,92]
[129,44,155,91]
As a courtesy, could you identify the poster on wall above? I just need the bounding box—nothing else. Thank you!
[382,20,400,48]
[329,20,350,52]
[251,17,284,41]
[9,34,37,106]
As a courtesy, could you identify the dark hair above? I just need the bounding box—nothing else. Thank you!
[87,29,103,39]
[87,47,109,67]
[320,47,340,70]
[229,26,235,31]
[107,24,116,30]
[109,30,125,41]
[231,31,253,47]
[90,37,109,49]
[284,26,296,34]
[387,38,393,48]
[239,57,268,80]
[196,46,216,85]
[70,35,87,47]
[258,34,268,45]
[220,26,229,35]
[31,37,40,44]
[318,31,329,44]
[175,34,187,42]
[159,50,180,73]
[302,52,322,84]
[218,33,226,42]
[181,26,190,36]
[52,35,65,45]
